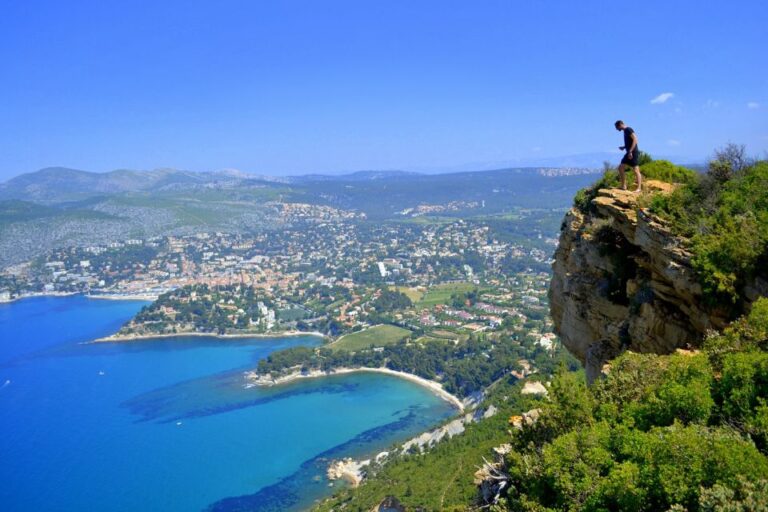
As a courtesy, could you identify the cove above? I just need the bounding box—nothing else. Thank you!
[0,296,455,511]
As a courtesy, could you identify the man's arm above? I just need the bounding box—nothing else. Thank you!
[627,132,638,154]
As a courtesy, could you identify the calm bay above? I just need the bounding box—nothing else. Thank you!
[0,296,454,511]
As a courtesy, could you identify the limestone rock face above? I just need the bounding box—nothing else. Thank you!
[549,181,750,382]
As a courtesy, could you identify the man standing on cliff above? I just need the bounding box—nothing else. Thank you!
[615,120,642,192]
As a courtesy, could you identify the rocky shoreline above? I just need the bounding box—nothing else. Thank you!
[323,401,499,488]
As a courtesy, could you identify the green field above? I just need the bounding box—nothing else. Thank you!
[473,211,523,221]
[425,329,469,343]
[393,215,455,225]
[389,285,424,303]
[417,282,476,307]
[329,324,412,352]
[414,335,450,344]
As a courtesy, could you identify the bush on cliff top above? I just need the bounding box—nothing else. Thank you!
[650,159,768,308]
[640,159,698,184]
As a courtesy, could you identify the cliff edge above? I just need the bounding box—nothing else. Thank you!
[549,179,766,381]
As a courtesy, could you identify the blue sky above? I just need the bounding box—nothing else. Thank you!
[1,0,766,180]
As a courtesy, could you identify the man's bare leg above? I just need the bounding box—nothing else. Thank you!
[618,164,627,190]
[633,166,642,192]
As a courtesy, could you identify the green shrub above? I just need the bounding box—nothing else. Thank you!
[508,422,768,512]
[514,369,595,448]
[541,422,615,509]
[649,160,768,309]
[647,184,703,237]
[705,298,768,368]
[616,424,768,510]
[717,351,768,446]
[698,478,768,512]
[594,352,714,429]
[691,210,766,306]
[640,160,698,184]
[637,151,654,167]
[749,298,768,334]
[588,461,646,512]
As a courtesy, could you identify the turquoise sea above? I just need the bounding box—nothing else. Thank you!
[0,296,455,511]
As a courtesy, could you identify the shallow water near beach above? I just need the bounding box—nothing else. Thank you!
[0,296,455,511]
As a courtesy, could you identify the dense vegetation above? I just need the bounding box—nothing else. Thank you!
[258,333,574,398]
[128,284,275,334]
[370,288,413,312]
[496,299,768,511]
[648,147,768,309]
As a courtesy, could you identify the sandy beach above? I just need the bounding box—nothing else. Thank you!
[246,366,465,412]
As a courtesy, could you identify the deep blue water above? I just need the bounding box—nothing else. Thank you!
[0,296,455,511]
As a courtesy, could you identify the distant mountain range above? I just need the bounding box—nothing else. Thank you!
[0,166,601,203]
[0,165,603,267]
[0,167,275,203]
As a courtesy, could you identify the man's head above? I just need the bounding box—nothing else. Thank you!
[615,120,625,131]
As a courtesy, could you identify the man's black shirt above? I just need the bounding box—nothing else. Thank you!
[624,127,638,153]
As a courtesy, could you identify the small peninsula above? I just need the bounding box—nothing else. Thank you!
[102,283,310,340]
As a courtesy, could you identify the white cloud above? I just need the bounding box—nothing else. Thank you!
[667,139,681,147]
[748,102,760,109]
[704,99,720,109]
[531,146,542,152]
[650,92,674,104]
[674,107,683,113]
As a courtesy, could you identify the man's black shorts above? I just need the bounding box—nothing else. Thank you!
[621,151,639,166]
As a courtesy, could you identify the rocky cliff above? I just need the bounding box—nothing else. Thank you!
[549,180,768,381]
